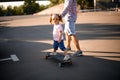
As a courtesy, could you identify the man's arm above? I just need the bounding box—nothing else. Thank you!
[61,0,73,17]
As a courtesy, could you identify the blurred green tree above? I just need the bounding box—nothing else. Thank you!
[23,0,40,14]
[77,0,93,9]
[49,0,64,6]
[0,6,5,16]
[49,0,94,9]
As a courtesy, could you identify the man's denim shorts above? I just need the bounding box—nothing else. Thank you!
[64,21,76,35]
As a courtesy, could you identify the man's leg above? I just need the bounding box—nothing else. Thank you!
[71,35,81,51]
[71,35,83,56]
[65,32,71,49]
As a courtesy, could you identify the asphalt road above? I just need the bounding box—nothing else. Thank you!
[0,12,120,80]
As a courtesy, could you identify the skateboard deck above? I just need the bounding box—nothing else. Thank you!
[45,52,72,67]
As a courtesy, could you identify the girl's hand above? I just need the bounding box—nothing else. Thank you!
[58,31,62,43]
[58,39,62,43]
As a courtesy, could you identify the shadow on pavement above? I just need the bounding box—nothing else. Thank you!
[75,23,120,40]
[0,24,53,41]
[0,23,120,80]
[0,52,120,80]
[0,23,120,41]
[84,50,120,54]
[0,23,120,59]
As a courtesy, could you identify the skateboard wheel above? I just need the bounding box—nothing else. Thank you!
[58,63,62,67]
[46,52,50,56]
[45,55,48,60]
[69,61,72,65]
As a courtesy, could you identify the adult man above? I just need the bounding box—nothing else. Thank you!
[61,0,82,56]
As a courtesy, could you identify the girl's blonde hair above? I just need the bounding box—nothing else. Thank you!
[49,14,63,24]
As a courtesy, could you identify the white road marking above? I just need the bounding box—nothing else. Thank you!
[10,54,19,61]
[0,58,11,61]
[0,54,19,62]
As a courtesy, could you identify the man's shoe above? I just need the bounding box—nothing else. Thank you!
[74,51,83,57]
[66,48,71,51]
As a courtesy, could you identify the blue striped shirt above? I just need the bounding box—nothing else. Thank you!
[61,0,77,22]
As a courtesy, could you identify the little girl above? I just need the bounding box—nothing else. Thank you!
[50,14,70,61]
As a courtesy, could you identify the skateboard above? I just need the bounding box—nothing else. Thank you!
[45,52,72,67]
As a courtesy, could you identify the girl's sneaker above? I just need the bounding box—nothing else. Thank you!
[50,52,57,55]
[63,54,71,61]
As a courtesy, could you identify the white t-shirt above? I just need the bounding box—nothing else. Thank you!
[53,24,64,41]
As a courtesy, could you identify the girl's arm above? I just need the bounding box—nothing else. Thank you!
[58,31,62,43]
